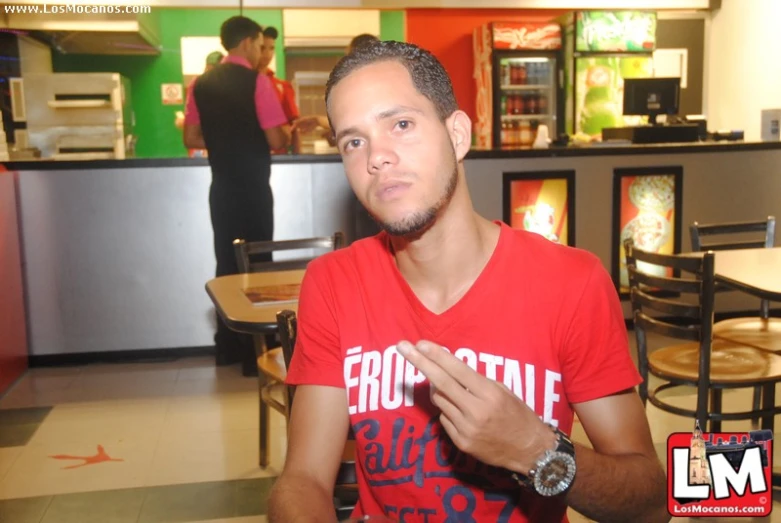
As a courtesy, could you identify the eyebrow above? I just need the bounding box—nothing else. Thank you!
[334,105,424,145]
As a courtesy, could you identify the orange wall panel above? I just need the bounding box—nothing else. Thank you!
[0,169,28,394]
[406,9,565,127]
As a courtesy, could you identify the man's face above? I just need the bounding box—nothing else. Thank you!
[244,35,263,68]
[258,36,275,71]
[328,60,463,237]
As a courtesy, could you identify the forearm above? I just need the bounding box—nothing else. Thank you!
[565,444,669,523]
[268,473,337,523]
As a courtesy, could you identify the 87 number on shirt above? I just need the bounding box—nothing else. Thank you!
[442,486,516,522]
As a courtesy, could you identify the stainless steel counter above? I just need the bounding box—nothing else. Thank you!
[9,141,781,356]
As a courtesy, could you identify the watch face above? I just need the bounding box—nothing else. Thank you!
[534,453,576,497]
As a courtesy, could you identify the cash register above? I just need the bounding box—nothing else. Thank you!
[602,77,700,144]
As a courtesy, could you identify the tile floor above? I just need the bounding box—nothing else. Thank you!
[0,338,779,522]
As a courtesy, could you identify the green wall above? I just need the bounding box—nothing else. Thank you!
[52,8,406,158]
[380,11,406,42]
[53,8,284,159]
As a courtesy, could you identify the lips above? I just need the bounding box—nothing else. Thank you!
[375,180,412,201]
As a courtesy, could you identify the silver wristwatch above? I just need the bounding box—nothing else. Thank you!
[512,425,577,497]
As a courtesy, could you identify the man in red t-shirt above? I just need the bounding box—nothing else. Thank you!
[269,41,668,523]
[257,26,300,154]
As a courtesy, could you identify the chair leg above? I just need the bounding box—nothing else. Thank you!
[710,389,722,433]
[752,385,762,430]
[696,381,709,435]
[259,394,270,468]
[762,383,776,432]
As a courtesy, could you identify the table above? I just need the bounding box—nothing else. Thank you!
[205,269,305,468]
[205,270,305,334]
[683,248,781,486]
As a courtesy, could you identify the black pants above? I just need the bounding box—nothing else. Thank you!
[210,179,274,365]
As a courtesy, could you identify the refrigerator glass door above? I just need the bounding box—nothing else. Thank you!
[574,55,653,138]
[497,55,557,148]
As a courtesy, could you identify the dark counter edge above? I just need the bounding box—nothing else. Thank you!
[4,141,780,171]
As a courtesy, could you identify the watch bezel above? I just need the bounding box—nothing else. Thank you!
[532,450,577,497]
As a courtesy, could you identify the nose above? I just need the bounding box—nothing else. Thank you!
[366,136,399,174]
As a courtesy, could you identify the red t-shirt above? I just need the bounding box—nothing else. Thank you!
[267,71,299,154]
[286,222,642,522]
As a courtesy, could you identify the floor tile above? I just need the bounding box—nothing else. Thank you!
[0,447,22,482]
[39,487,145,523]
[0,495,52,523]
[0,434,158,499]
[189,517,267,523]
[0,407,52,426]
[234,478,274,517]
[145,430,274,487]
[163,395,258,435]
[0,407,52,447]
[137,480,244,523]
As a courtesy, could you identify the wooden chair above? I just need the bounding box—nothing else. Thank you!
[690,217,781,352]
[625,238,781,433]
[233,232,345,468]
[233,232,345,275]
[277,310,358,520]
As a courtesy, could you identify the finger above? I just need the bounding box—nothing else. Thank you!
[438,413,463,447]
[430,388,466,424]
[397,341,474,408]
[415,340,493,400]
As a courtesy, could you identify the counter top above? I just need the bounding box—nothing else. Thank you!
[4,140,780,171]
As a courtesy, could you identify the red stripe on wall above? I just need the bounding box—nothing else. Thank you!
[0,168,28,394]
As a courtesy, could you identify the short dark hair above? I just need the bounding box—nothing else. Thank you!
[220,16,262,51]
[348,33,379,52]
[326,41,458,122]
[263,26,279,40]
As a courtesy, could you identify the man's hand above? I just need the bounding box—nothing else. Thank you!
[292,115,330,134]
[397,340,556,475]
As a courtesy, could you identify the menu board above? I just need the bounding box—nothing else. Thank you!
[503,170,575,246]
[244,283,301,307]
[576,11,656,52]
[612,166,683,296]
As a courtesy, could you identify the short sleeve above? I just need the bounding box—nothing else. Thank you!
[254,74,289,130]
[285,260,344,388]
[183,81,200,125]
[559,260,642,404]
[282,82,300,121]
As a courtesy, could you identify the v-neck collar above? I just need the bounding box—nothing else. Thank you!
[380,221,510,337]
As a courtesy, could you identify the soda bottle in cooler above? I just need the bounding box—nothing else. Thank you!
[538,93,548,115]
[518,63,527,85]
[501,95,507,116]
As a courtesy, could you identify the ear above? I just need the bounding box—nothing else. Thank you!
[445,110,472,162]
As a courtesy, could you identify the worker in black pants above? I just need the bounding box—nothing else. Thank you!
[183,16,291,376]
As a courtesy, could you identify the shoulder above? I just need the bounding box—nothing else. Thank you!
[304,233,389,286]
[503,225,602,279]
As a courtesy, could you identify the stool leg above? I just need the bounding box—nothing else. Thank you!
[762,383,775,432]
[710,389,722,433]
[752,385,762,430]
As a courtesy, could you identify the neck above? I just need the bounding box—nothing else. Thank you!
[388,170,501,313]
[259,67,269,75]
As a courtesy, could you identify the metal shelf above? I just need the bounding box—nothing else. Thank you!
[501,114,552,120]
[500,84,551,91]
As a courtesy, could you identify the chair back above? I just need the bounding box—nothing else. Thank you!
[690,216,775,252]
[233,232,345,274]
[624,238,717,402]
[275,309,357,517]
[689,216,775,317]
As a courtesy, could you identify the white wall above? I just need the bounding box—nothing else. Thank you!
[706,0,781,141]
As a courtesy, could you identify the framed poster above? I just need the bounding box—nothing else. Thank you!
[503,170,576,246]
[612,166,683,298]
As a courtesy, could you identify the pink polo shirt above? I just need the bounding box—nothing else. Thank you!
[184,54,288,131]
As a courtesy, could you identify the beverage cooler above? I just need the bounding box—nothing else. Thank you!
[473,22,563,149]
[560,10,657,139]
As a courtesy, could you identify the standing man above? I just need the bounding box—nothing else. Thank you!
[184,16,291,375]
[256,26,301,154]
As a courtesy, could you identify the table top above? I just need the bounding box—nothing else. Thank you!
[685,248,781,301]
[205,270,305,334]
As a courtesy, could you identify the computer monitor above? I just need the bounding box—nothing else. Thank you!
[623,77,681,126]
